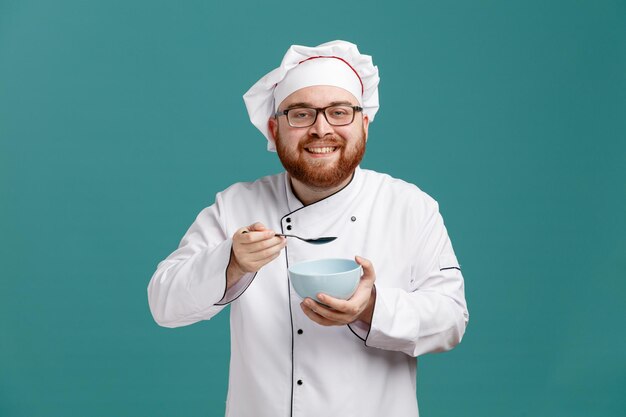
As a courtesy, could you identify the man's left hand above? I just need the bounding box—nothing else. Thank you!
[300,256,376,326]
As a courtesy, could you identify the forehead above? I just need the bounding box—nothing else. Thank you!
[278,85,359,108]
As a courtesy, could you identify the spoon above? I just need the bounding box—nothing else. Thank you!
[241,230,336,245]
[274,233,337,245]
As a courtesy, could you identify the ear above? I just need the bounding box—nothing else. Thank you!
[362,115,370,142]
[268,117,278,141]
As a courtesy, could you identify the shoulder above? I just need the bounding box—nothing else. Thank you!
[214,172,286,207]
[219,172,284,195]
[197,172,286,228]
[360,168,439,210]
[358,169,445,236]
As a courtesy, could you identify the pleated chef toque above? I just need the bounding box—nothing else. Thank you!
[243,40,380,152]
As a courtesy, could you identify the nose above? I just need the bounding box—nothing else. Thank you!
[307,111,334,138]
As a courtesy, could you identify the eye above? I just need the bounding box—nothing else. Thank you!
[290,109,314,119]
[328,106,350,117]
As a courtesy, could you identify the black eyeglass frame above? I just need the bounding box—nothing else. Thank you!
[274,105,364,127]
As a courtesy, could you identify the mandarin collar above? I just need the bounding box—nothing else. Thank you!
[284,166,363,213]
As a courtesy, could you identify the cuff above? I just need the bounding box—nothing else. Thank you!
[215,241,257,305]
[347,284,377,342]
[348,320,370,341]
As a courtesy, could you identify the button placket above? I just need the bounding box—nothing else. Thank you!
[284,216,293,231]
[286,213,304,404]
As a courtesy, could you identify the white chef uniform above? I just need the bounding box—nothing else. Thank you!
[148,166,469,417]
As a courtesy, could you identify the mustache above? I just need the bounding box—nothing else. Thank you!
[299,136,345,148]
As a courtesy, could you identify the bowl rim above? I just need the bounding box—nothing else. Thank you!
[288,258,361,277]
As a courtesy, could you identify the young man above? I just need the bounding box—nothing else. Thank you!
[148,40,468,417]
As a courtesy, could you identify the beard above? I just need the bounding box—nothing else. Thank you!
[275,128,367,189]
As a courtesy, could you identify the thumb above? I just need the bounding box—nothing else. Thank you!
[355,256,375,281]
[247,222,267,232]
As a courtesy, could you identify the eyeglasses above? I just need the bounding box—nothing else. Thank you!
[275,105,363,128]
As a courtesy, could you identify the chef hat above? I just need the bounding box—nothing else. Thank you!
[243,40,380,152]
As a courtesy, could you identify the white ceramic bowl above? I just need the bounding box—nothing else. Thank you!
[288,258,362,303]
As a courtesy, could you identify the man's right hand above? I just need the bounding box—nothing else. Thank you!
[226,222,287,289]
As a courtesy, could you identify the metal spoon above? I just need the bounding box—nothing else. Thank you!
[274,233,337,245]
[241,230,336,245]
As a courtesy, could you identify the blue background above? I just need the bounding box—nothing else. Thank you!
[1,0,625,416]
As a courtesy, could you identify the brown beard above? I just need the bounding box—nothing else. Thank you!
[275,128,366,189]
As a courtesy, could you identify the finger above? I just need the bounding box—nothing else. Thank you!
[246,239,287,262]
[247,236,286,254]
[316,293,350,312]
[243,251,284,272]
[238,241,286,272]
[300,301,342,326]
[303,298,349,323]
[236,226,251,235]
[238,229,277,244]
[235,223,268,238]
[316,293,363,317]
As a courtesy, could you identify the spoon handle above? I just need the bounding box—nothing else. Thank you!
[242,231,297,240]
[274,233,293,238]
[242,231,295,239]
[244,231,335,244]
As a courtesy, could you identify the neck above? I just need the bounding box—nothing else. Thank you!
[289,172,355,206]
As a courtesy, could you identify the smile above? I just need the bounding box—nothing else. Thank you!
[305,147,337,154]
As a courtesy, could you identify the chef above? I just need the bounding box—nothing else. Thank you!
[148,40,469,417]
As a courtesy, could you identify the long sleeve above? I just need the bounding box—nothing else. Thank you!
[147,193,252,328]
[363,199,469,357]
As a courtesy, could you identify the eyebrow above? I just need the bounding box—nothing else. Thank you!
[283,101,355,110]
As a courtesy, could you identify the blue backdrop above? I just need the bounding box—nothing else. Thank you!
[1,1,625,416]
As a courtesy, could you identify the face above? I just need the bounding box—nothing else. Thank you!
[269,85,369,189]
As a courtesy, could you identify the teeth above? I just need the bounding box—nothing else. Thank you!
[307,147,336,154]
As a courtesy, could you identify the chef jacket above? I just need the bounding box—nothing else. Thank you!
[148,167,469,417]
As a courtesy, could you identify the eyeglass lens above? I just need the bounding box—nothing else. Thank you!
[287,106,355,127]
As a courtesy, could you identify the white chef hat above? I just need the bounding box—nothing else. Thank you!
[243,40,380,152]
